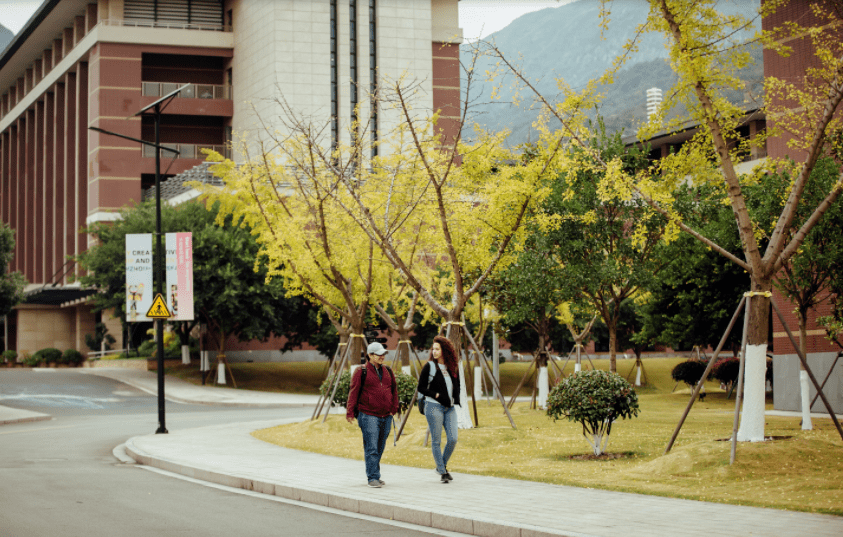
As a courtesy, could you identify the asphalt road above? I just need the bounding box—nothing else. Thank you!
[0,369,453,537]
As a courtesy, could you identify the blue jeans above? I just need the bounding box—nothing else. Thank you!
[357,412,392,481]
[424,400,458,475]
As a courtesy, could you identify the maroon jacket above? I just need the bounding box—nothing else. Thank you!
[346,362,399,420]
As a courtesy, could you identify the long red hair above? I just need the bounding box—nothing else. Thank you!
[431,336,459,378]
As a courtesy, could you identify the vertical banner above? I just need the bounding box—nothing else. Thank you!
[166,232,194,321]
[126,234,153,323]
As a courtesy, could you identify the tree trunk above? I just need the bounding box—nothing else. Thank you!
[608,323,617,373]
[798,309,813,430]
[349,325,365,368]
[536,327,549,409]
[394,328,412,372]
[736,279,771,442]
[446,311,474,429]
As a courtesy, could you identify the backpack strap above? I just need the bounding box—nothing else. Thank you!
[354,364,368,414]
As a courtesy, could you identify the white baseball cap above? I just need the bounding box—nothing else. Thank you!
[367,342,388,356]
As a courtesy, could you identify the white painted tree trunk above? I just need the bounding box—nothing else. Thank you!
[216,361,226,385]
[200,350,209,372]
[800,370,813,430]
[634,363,642,386]
[574,362,581,373]
[402,365,411,376]
[537,366,549,409]
[181,345,190,365]
[456,359,473,428]
[736,344,767,441]
[474,366,482,400]
[586,432,610,456]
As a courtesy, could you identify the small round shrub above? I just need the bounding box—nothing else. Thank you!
[320,371,352,406]
[62,349,86,366]
[394,371,417,413]
[671,359,708,388]
[711,357,739,386]
[21,352,39,367]
[2,350,17,364]
[320,367,416,412]
[546,369,640,455]
[33,348,63,365]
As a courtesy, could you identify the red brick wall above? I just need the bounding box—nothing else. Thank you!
[763,0,843,354]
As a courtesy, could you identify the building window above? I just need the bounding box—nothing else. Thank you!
[331,0,339,151]
[369,0,377,157]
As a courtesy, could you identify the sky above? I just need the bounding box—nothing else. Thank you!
[0,0,42,34]
[0,0,571,38]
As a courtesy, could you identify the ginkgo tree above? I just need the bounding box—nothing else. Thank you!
[238,60,567,427]
[486,0,843,443]
[194,133,392,378]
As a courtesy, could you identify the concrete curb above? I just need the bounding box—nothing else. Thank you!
[78,368,318,408]
[0,413,52,426]
[0,405,52,426]
[123,436,581,537]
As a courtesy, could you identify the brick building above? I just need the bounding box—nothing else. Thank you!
[0,0,461,356]
[762,0,842,413]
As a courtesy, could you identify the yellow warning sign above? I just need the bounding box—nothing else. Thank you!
[146,293,172,319]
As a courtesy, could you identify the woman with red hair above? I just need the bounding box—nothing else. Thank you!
[417,335,461,483]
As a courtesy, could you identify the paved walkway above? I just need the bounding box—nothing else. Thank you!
[2,368,842,537]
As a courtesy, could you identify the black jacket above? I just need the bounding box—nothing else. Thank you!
[417,361,461,408]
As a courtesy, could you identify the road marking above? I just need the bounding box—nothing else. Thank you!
[138,465,473,537]
[0,394,122,408]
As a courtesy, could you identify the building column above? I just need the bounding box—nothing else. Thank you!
[25,109,35,282]
[75,62,88,278]
[64,71,77,281]
[43,91,55,283]
[54,81,66,283]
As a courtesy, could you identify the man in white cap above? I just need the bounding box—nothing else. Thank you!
[346,342,399,488]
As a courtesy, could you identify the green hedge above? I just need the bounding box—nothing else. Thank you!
[32,348,63,365]
[62,349,86,366]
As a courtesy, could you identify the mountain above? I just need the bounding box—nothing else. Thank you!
[0,24,13,54]
[461,0,761,144]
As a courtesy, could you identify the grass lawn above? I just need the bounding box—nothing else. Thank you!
[158,356,843,514]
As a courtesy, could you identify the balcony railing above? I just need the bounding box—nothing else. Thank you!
[142,82,231,100]
[100,19,231,32]
[142,143,230,160]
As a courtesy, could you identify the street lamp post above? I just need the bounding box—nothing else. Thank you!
[90,84,187,434]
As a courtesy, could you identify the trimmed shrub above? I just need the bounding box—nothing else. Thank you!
[21,352,39,367]
[33,348,63,365]
[137,339,156,357]
[62,349,86,366]
[546,370,640,456]
[319,367,416,412]
[2,350,16,364]
[671,359,708,388]
[711,357,739,386]
[394,371,417,413]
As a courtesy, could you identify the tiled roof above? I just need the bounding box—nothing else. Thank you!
[142,161,224,202]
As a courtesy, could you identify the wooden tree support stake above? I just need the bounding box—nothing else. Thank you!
[311,344,346,420]
[462,326,517,429]
[809,350,842,409]
[771,299,843,442]
[730,296,752,465]
[665,296,746,454]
